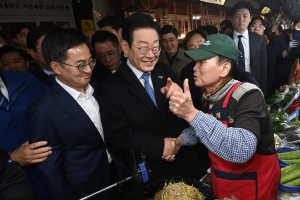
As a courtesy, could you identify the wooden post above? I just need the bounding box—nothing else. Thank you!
[191,4,193,30]
[174,1,177,29]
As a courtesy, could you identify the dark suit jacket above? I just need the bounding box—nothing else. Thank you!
[100,62,204,182]
[91,60,113,84]
[228,31,267,95]
[28,62,54,87]
[26,81,128,200]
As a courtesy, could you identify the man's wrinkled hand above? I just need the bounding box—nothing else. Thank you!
[162,138,181,162]
[169,79,198,123]
[11,141,52,166]
[161,78,183,99]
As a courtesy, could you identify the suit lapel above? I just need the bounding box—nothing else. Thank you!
[51,82,104,143]
[120,64,161,118]
[248,32,256,71]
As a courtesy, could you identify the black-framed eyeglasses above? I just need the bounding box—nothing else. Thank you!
[250,25,265,30]
[96,49,118,61]
[131,44,161,55]
[161,38,177,45]
[56,59,96,72]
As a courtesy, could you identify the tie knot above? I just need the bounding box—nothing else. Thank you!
[238,35,243,39]
[141,73,150,80]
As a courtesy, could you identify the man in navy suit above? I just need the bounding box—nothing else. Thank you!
[26,28,128,200]
[228,1,267,96]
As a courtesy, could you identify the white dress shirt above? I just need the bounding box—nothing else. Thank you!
[56,78,112,163]
[127,59,155,90]
[0,77,9,101]
[233,30,251,73]
[42,68,55,76]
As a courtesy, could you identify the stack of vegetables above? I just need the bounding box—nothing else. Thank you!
[279,150,300,189]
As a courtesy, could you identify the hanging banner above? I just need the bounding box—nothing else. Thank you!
[81,19,95,34]
[0,0,73,16]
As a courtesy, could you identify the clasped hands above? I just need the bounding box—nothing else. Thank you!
[162,137,183,162]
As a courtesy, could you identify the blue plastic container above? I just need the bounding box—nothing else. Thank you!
[278,147,300,192]
[277,147,296,167]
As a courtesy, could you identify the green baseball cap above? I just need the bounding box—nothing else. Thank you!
[185,34,242,62]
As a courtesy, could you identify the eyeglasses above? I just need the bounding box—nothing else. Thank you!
[131,44,161,55]
[56,59,96,72]
[250,25,265,30]
[96,50,118,61]
[161,38,177,45]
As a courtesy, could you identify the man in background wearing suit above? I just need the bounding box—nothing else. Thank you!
[27,26,57,86]
[26,28,128,200]
[100,13,204,199]
[228,1,267,96]
[91,30,121,83]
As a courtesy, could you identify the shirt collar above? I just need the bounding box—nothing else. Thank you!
[127,59,150,79]
[0,76,6,90]
[55,77,93,100]
[234,29,249,39]
[43,68,54,76]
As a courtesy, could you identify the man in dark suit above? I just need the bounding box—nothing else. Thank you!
[228,1,267,96]
[91,30,122,83]
[100,13,204,198]
[26,28,128,200]
[27,26,57,86]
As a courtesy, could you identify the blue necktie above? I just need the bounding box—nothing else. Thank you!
[238,35,245,70]
[0,89,9,110]
[141,73,158,108]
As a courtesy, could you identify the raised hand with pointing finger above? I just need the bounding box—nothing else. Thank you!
[161,77,183,99]
[169,78,199,123]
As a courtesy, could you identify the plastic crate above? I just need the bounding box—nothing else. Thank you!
[277,147,296,167]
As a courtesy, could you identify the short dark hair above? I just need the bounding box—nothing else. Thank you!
[201,25,218,35]
[0,30,8,44]
[231,1,252,16]
[160,25,178,38]
[122,12,160,48]
[42,28,90,66]
[91,30,119,49]
[27,26,58,51]
[220,20,232,27]
[10,24,31,38]
[217,55,236,77]
[97,15,123,32]
[183,28,207,50]
[0,45,28,61]
[249,16,265,28]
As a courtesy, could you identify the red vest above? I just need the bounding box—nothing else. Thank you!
[204,82,280,200]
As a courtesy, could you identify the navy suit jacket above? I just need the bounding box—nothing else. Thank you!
[228,31,267,96]
[26,81,128,200]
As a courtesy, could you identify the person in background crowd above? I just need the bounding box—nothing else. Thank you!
[0,68,50,200]
[270,18,300,91]
[249,16,275,97]
[228,1,267,96]
[201,25,218,35]
[166,34,280,199]
[0,30,8,47]
[100,12,204,199]
[27,26,57,86]
[97,15,127,63]
[91,30,121,83]
[26,28,129,200]
[221,26,233,35]
[0,148,34,200]
[159,25,192,80]
[0,45,29,71]
[220,19,232,30]
[10,24,33,62]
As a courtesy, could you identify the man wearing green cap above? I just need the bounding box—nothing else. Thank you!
[163,34,280,199]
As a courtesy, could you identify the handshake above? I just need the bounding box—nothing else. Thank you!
[162,137,183,162]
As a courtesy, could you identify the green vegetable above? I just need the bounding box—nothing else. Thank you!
[278,150,300,160]
[285,177,300,186]
[282,159,300,164]
[281,165,297,176]
[281,93,295,109]
[266,93,284,105]
[280,164,300,184]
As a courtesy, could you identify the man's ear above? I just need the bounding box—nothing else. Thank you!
[121,40,129,54]
[220,62,231,77]
[50,61,61,75]
[118,28,122,40]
